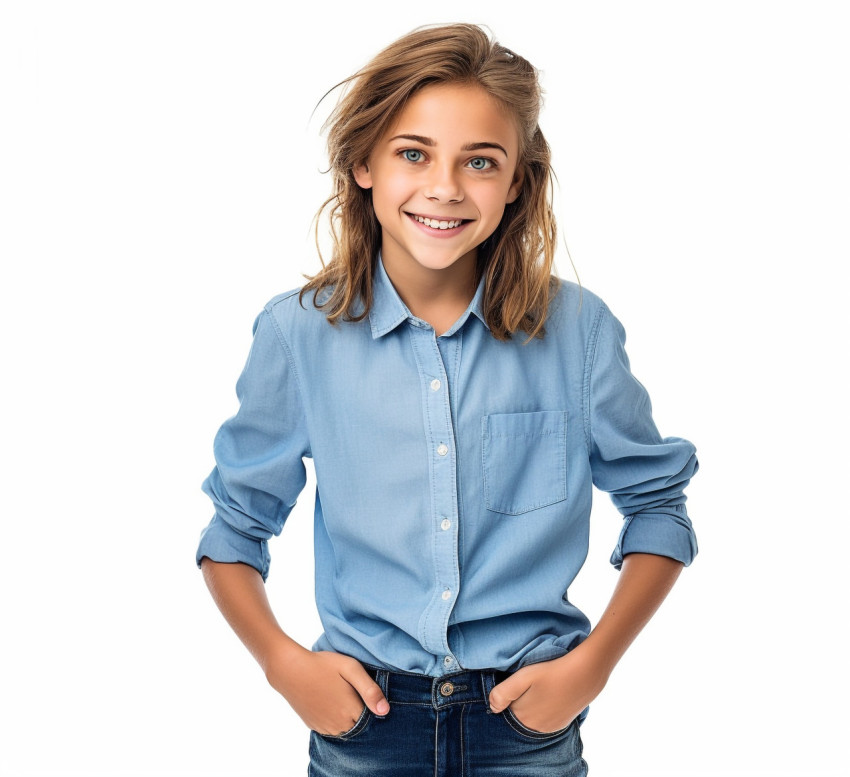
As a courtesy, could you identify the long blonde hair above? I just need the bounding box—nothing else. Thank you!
[301,23,558,342]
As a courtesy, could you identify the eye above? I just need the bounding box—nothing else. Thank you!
[468,157,494,171]
[402,149,424,163]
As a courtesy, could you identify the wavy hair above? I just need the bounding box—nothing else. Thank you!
[300,23,558,342]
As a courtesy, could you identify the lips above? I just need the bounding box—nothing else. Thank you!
[406,212,470,231]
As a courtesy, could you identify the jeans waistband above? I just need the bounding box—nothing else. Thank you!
[363,665,511,711]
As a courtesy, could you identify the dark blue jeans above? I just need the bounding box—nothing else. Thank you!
[308,666,588,777]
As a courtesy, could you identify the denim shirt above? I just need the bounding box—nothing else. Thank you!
[197,256,698,677]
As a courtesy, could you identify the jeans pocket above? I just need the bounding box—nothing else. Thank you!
[482,411,568,515]
[501,707,577,742]
[317,705,373,741]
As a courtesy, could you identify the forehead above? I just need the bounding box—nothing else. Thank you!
[382,83,520,151]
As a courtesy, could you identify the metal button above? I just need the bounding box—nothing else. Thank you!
[437,444,448,456]
[439,682,455,697]
[430,379,441,391]
[440,518,451,531]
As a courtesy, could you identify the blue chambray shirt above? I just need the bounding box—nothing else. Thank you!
[197,255,698,677]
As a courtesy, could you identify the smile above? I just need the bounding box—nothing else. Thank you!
[406,213,469,231]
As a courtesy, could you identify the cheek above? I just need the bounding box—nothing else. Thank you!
[480,190,511,223]
[371,175,410,212]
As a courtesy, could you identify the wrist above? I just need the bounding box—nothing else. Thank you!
[259,633,308,681]
[560,639,616,686]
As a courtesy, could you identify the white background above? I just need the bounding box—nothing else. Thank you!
[1,2,848,775]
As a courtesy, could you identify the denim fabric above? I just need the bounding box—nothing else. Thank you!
[308,666,588,777]
[197,254,698,677]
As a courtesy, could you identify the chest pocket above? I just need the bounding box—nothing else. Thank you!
[482,410,568,515]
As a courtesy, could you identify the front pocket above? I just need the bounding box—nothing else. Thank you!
[501,707,577,741]
[481,411,568,515]
[317,705,373,741]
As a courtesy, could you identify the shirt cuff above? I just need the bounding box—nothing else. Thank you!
[195,513,271,581]
[609,507,698,570]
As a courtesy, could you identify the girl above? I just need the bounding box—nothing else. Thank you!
[196,23,698,776]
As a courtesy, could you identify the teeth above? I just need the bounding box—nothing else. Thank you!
[414,215,463,230]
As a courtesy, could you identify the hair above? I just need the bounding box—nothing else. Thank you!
[300,23,559,342]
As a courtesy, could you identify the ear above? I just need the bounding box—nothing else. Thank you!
[505,167,524,204]
[353,162,373,190]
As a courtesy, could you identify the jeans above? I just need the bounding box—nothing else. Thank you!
[308,665,589,777]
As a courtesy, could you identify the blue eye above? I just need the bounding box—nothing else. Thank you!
[469,157,493,170]
[403,149,423,162]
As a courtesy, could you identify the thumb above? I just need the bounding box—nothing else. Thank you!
[342,662,390,716]
[488,674,529,714]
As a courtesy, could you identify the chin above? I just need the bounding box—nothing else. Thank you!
[410,247,476,272]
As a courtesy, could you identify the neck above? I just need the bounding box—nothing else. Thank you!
[380,250,478,320]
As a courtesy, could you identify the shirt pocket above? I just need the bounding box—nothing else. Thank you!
[481,410,568,515]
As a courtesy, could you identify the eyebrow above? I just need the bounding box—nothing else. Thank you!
[387,134,509,158]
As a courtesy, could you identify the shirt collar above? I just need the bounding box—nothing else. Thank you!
[369,252,490,339]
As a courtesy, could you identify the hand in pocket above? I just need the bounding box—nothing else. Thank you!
[266,649,389,737]
[488,647,608,734]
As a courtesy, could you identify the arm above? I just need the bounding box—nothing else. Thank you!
[488,552,683,730]
[200,558,389,735]
[197,308,387,735]
[489,303,698,731]
[490,304,696,730]
[580,552,684,671]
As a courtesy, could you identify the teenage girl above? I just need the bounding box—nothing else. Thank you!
[196,23,698,777]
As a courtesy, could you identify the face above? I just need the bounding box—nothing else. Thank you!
[353,83,523,282]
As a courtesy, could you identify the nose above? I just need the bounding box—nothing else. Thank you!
[424,162,463,203]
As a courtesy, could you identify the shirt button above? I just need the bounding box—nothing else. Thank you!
[430,379,441,391]
[444,656,454,667]
[442,588,452,600]
[437,443,448,456]
[440,518,451,531]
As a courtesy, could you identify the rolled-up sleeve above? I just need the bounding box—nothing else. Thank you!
[196,305,310,581]
[585,303,699,569]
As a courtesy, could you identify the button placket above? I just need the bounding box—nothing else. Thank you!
[408,325,461,664]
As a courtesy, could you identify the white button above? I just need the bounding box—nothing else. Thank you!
[441,518,451,531]
[437,444,448,456]
[430,379,441,391]
[444,656,454,666]
[442,589,452,600]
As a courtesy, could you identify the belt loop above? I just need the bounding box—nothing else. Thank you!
[375,669,389,717]
[481,670,496,713]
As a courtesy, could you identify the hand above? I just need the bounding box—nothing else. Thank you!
[265,647,390,736]
[488,645,610,734]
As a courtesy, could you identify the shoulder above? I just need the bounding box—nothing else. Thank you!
[545,277,610,340]
[260,285,336,335]
[550,277,606,312]
[262,287,304,323]
[258,283,368,349]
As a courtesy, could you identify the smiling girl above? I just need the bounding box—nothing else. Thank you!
[196,23,698,776]
[352,83,522,330]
